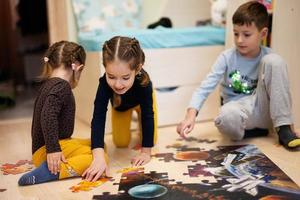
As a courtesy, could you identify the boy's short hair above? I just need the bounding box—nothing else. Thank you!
[232,1,268,30]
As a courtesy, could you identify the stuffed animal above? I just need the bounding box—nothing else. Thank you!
[210,0,228,27]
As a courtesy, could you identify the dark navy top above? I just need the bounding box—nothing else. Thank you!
[91,73,155,149]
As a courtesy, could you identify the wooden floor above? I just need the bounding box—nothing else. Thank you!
[0,118,300,200]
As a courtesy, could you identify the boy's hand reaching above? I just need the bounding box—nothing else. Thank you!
[131,147,151,166]
[177,119,194,138]
[176,108,198,138]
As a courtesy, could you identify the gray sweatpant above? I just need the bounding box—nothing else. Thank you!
[214,53,293,140]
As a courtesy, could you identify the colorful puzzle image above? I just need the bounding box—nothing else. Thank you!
[0,160,33,175]
[93,144,300,199]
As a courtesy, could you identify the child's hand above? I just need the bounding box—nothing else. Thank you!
[46,151,67,175]
[82,148,109,182]
[177,120,194,139]
[131,147,151,166]
[176,108,197,138]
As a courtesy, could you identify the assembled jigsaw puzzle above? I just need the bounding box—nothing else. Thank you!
[93,142,300,199]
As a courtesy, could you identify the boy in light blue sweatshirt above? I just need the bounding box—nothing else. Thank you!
[177,1,300,149]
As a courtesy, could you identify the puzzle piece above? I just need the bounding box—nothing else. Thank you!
[116,167,144,174]
[144,159,215,185]
[176,137,217,144]
[0,189,7,192]
[174,151,209,161]
[166,142,185,149]
[152,153,176,162]
[69,178,110,192]
[153,148,210,163]
[0,160,33,175]
[93,192,119,200]
[184,163,213,177]
[173,137,219,152]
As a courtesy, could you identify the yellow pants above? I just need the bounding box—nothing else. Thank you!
[32,138,107,179]
[111,90,158,147]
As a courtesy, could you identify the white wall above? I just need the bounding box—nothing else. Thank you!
[225,0,248,48]
[272,0,300,129]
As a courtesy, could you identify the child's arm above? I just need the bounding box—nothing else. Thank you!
[177,52,227,138]
[84,77,111,181]
[133,82,155,166]
[41,89,68,175]
[91,77,111,149]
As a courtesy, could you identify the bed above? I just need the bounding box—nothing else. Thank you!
[70,0,225,130]
[78,26,225,50]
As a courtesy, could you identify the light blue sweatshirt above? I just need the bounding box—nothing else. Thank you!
[189,46,272,111]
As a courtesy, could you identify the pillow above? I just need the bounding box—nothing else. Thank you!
[71,0,142,34]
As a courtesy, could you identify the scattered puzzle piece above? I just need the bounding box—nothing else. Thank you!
[69,178,110,192]
[0,189,7,192]
[166,143,184,149]
[0,160,33,175]
[116,167,144,174]
[176,137,217,144]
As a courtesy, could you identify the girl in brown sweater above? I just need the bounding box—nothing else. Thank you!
[19,41,99,185]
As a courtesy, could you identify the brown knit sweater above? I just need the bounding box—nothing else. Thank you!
[31,77,75,154]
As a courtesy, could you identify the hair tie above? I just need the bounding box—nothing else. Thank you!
[44,57,49,63]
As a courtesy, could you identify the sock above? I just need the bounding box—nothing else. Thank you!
[243,128,269,138]
[277,125,300,148]
[18,162,59,186]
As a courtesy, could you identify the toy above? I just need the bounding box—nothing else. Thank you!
[210,0,228,27]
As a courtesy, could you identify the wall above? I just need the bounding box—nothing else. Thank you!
[225,0,248,48]
[47,0,69,43]
[272,0,300,128]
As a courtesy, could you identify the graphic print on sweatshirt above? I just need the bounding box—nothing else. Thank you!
[228,70,257,94]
